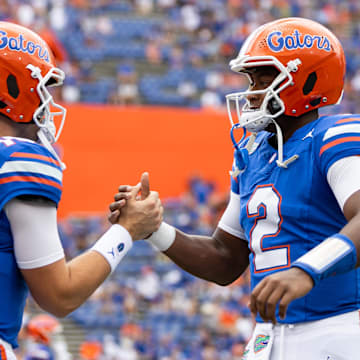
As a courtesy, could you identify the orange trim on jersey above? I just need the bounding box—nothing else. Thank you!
[319,137,360,156]
[10,152,61,168]
[335,117,360,124]
[0,345,7,360]
[247,184,291,273]
[0,175,62,190]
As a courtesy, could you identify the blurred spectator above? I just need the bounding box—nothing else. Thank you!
[200,71,224,108]
[117,337,138,360]
[135,0,154,15]
[351,69,360,93]
[15,3,35,27]
[180,4,201,32]
[177,80,197,105]
[135,266,161,302]
[109,63,139,105]
[48,4,68,31]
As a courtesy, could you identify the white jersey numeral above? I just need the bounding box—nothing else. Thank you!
[247,185,289,272]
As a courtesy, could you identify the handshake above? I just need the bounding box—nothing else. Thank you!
[108,172,163,241]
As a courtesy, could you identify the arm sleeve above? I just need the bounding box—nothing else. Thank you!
[4,198,65,269]
[218,191,245,239]
[327,156,360,211]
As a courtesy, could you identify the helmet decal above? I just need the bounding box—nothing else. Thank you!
[267,30,331,53]
[0,30,50,62]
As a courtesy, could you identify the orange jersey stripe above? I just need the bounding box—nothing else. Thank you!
[320,136,360,156]
[0,175,62,190]
[335,118,360,125]
[0,345,7,360]
[10,152,61,168]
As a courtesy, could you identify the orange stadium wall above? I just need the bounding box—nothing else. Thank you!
[57,105,237,218]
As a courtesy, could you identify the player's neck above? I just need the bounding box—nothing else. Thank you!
[0,119,17,138]
[278,110,319,143]
[0,117,38,141]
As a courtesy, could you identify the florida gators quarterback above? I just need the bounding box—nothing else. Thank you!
[112,17,360,359]
[0,21,162,359]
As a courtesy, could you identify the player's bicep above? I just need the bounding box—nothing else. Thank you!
[342,190,360,223]
[4,198,65,269]
[216,190,249,273]
[213,227,250,277]
[327,156,360,216]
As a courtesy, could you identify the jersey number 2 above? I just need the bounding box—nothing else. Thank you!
[247,185,290,273]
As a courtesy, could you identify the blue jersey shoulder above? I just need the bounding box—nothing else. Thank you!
[0,137,63,209]
[312,114,360,174]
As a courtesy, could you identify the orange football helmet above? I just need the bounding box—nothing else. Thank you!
[226,17,346,133]
[0,22,66,166]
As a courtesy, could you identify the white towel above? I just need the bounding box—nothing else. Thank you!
[242,323,274,360]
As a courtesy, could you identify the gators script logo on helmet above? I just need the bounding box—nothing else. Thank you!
[0,29,50,63]
[266,29,331,53]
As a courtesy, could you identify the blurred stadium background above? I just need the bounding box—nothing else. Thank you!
[7,0,360,359]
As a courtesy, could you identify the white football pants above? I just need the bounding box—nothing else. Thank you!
[245,310,360,360]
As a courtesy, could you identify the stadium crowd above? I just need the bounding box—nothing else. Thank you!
[1,0,360,111]
[5,0,360,358]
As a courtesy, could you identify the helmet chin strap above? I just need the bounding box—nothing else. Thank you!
[229,125,257,177]
[230,116,299,174]
[37,129,66,170]
[272,120,299,168]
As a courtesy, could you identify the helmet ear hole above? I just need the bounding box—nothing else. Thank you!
[0,101,6,109]
[303,72,317,95]
[7,74,19,99]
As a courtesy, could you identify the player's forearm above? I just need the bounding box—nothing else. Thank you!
[55,252,111,316]
[163,230,244,285]
[23,224,133,317]
[24,251,110,317]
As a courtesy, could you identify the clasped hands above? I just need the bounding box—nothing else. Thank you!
[108,172,163,240]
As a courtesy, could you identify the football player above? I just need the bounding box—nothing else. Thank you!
[112,18,360,359]
[0,22,162,359]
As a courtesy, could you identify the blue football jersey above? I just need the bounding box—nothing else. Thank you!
[231,114,360,323]
[0,137,62,348]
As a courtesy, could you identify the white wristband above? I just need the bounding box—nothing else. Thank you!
[146,222,176,251]
[91,224,133,273]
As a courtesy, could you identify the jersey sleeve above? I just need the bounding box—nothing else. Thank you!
[218,190,245,239]
[315,116,360,176]
[0,138,63,210]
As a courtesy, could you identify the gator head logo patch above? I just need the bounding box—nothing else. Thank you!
[254,334,270,353]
